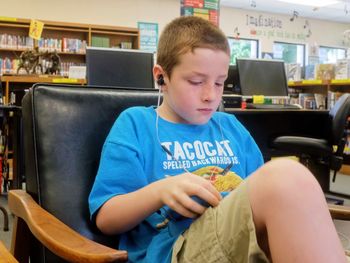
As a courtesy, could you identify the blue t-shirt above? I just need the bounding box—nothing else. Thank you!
[89,106,263,263]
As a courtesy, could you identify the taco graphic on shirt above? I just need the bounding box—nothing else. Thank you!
[156,165,243,229]
[192,165,243,192]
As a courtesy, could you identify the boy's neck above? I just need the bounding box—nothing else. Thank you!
[157,104,181,124]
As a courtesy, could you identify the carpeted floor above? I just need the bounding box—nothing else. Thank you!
[0,194,12,251]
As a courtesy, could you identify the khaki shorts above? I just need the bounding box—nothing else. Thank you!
[171,181,270,263]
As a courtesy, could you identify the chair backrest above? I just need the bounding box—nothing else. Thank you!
[329,93,350,146]
[22,84,160,261]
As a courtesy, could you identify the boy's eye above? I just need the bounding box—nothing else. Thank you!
[188,80,202,85]
[215,82,224,87]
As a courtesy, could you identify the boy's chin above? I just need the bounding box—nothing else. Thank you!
[190,116,212,125]
[178,112,214,125]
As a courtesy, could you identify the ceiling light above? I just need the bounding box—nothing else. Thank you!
[278,0,339,7]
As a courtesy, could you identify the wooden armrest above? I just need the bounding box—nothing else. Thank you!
[8,190,127,263]
[328,204,350,220]
[0,241,17,262]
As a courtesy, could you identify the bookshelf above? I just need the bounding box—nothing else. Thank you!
[0,17,140,76]
[0,18,139,190]
[288,79,350,109]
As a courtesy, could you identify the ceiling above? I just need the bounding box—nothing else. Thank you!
[220,0,350,23]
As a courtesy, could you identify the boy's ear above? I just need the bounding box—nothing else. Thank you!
[153,64,167,90]
[157,75,165,86]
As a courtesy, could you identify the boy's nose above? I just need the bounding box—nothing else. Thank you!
[202,84,217,102]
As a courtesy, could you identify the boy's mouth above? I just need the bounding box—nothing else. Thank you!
[197,108,213,113]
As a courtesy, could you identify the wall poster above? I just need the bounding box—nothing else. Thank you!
[138,22,158,52]
[181,0,220,26]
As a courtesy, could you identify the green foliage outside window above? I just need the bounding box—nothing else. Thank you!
[273,42,305,66]
[228,38,258,65]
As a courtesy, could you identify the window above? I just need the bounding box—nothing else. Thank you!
[228,37,258,65]
[319,46,346,64]
[273,42,305,67]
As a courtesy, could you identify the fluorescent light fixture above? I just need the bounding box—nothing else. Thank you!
[278,0,339,7]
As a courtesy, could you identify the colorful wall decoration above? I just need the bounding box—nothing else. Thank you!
[180,0,220,26]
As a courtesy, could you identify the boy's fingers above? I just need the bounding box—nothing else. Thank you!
[179,194,207,215]
[196,189,221,207]
[168,199,198,218]
[196,176,222,201]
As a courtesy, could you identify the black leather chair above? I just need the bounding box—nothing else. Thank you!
[9,84,159,262]
[273,93,350,191]
[7,84,350,262]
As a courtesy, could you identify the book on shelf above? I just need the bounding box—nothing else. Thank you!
[120,42,132,49]
[315,63,335,80]
[0,33,34,49]
[91,36,110,48]
[327,91,344,110]
[304,64,316,80]
[334,59,350,80]
[285,63,301,81]
[314,93,326,110]
[289,95,300,105]
[298,93,316,109]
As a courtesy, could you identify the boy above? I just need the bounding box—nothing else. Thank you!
[89,16,346,262]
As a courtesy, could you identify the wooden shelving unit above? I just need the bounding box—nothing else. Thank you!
[288,79,350,110]
[288,79,350,94]
[0,17,139,104]
[0,17,140,76]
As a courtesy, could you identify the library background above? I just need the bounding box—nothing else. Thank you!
[1,0,350,260]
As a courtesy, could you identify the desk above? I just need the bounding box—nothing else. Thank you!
[226,109,331,189]
[227,109,330,159]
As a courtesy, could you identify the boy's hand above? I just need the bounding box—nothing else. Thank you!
[156,173,222,218]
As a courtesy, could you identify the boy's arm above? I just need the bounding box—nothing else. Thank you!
[96,179,164,235]
[95,173,222,235]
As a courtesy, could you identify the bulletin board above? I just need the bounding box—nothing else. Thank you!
[180,0,220,26]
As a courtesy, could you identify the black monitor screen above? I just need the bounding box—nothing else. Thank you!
[236,58,288,97]
[86,47,155,89]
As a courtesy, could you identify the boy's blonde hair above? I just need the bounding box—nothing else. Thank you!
[157,16,230,78]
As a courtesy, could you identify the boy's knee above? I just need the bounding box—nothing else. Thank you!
[259,158,317,185]
[247,158,324,229]
[248,158,322,203]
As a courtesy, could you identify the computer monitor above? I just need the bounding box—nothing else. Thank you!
[86,47,155,89]
[236,58,289,99]
[224,65,240,94]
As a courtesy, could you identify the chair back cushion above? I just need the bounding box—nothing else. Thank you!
[22,84,159,255]
[330,93,350,145]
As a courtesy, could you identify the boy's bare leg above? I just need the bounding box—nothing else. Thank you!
[248,158,346,263]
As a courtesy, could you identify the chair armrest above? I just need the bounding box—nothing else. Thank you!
[8,190,127,263]
[0,241,17,262]
[329,204,350,220]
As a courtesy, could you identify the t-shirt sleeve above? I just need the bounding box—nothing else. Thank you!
[88,110,148,218]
